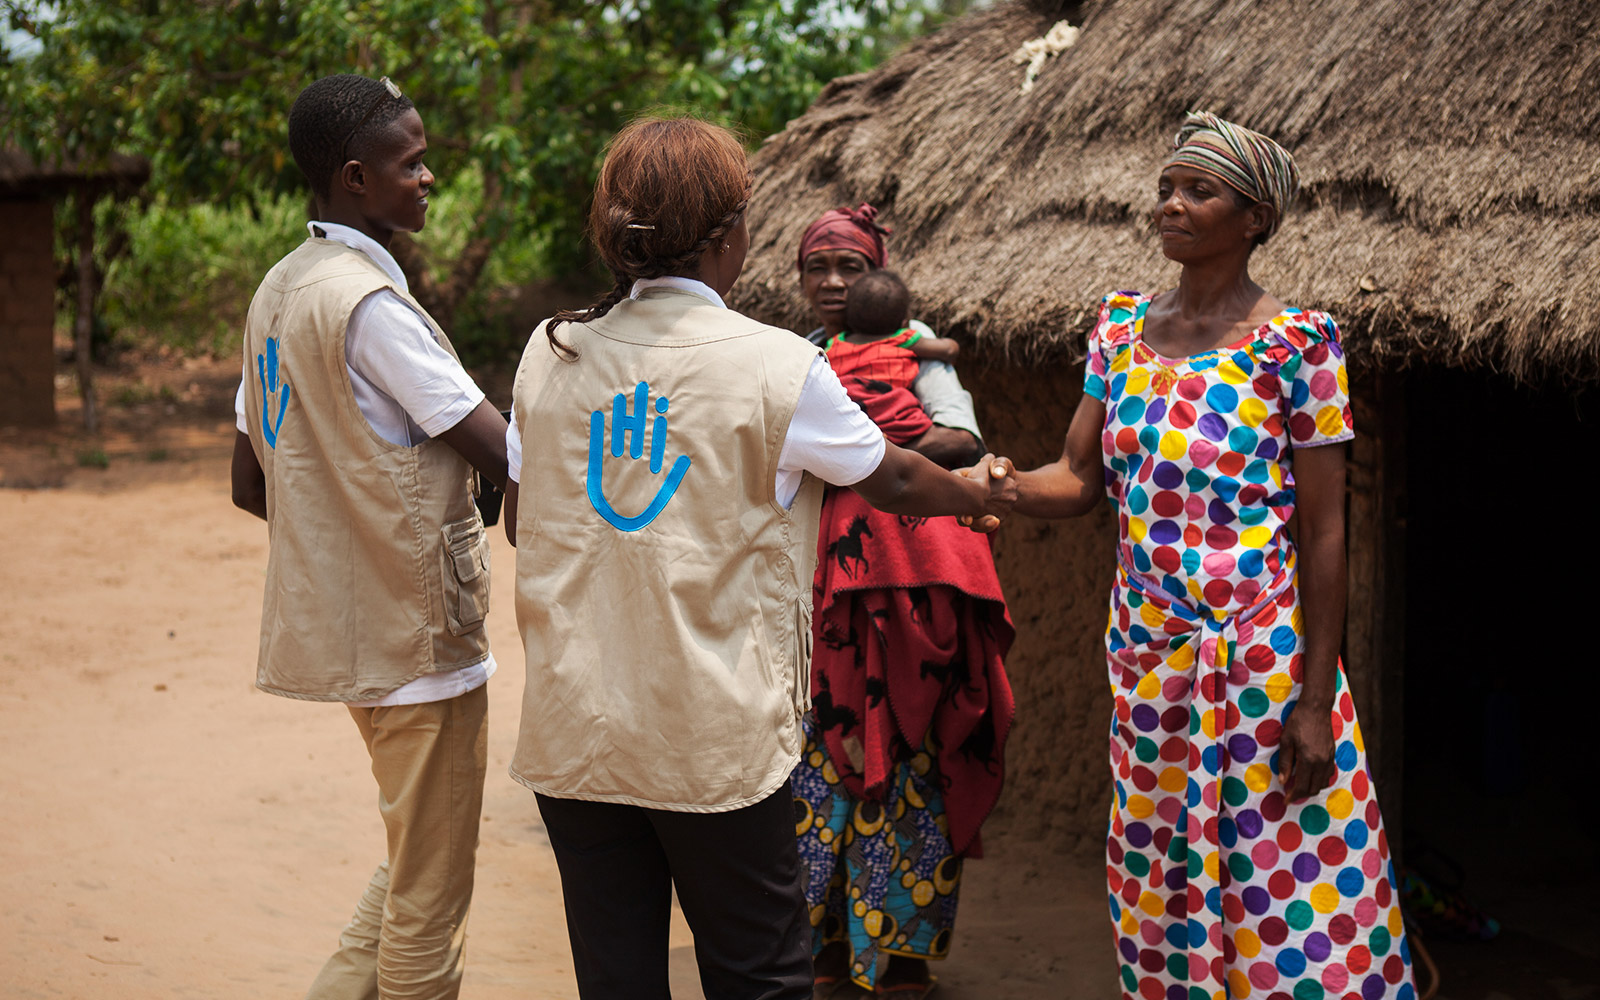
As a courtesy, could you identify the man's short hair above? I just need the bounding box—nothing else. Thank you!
[844,269,911,340]
[288,74,416,199]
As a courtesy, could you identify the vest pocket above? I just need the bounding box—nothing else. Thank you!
[792,600,814,720]
[440,516,490,636]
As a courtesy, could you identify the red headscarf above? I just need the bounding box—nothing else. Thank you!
[796,203,891,271]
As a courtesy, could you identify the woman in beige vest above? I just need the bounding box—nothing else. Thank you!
[500,117,1014,1000]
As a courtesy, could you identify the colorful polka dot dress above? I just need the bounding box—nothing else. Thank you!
[1084,292,1414,1000]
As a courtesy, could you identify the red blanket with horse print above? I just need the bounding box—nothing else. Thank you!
[810,375,1015,857]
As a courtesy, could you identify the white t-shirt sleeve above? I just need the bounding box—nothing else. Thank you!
[775,356,886,507]
[346,290,485,439]
[506,408,522,485]
[234,359,248,434]
[509,357,883,499]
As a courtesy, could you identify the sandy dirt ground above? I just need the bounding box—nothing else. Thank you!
[4,352,1594,1000]
[0,354,1116,1000]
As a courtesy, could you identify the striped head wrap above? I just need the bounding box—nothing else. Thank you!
[1165,111,1300,239]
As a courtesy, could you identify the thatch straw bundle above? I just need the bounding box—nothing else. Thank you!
[732,0,1600,380]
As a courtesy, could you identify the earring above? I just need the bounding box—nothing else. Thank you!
[722,242,729,250]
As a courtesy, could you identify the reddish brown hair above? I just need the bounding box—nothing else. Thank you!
[544,116,751,358]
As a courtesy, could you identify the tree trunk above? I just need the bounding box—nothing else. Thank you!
[73,190,99,434]
[378,0,512,337]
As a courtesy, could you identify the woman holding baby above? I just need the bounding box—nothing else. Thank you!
[789,206,1014,998]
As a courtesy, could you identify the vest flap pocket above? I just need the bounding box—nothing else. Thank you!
[792,600,814,719]
[440,516,490,635]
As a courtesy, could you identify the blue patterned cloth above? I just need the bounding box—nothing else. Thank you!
[792,713,962,989]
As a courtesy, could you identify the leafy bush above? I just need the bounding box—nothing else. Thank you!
[93,164,565,363]
[11,0,978,363]
[98,194,306,356]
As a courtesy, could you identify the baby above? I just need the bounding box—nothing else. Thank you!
[825,269,959,388]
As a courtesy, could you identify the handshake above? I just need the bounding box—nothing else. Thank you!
[956,454,1020,533]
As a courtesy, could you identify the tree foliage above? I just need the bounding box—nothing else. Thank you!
[2,0,972,336]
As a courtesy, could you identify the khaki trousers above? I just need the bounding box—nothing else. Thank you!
[306,684,489,1000]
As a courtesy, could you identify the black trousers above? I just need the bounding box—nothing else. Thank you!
[535,782,813,1000]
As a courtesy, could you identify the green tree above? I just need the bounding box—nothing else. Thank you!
[2,0,974,340]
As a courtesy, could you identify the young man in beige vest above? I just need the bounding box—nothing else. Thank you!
[230,74,509,1000]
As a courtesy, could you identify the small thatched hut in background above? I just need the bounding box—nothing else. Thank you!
[733,0,1600,946]
[0,149,149,430]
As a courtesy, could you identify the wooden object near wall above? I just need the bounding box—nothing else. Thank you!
[1343,370,1407,845]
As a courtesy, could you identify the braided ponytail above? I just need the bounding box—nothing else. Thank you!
[542,280,627,360]
[543,116,752,361]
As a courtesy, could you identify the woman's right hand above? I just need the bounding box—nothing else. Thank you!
[958,455,1017,532]
[1277,700,1337,803]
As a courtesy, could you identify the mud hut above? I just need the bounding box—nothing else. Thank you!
[732,0,1600,949]
[0,149,149,429]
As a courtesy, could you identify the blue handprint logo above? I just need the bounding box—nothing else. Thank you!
[587,381,691,532]
[257,336,291,449]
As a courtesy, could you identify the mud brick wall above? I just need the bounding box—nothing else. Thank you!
[965,360,1117,856]
[1,198,58,427]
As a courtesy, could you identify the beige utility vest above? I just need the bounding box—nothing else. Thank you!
[510,288,824,812]
[242,238,491,702]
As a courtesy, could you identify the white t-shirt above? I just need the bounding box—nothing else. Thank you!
[235,221,494,707]
[504,276,886,508]
[233,222,484,446]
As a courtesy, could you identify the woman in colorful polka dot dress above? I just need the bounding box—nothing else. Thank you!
[999,112,1415,1000]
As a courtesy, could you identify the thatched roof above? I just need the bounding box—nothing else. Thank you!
[0,149,150,197]
[732,0,1600,380]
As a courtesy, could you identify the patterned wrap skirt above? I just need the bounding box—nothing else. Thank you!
[794,714,962,990]
[1104,555,1415,1000]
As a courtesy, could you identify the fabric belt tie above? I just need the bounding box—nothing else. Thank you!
[1112,548,1297,990]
